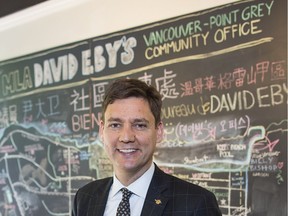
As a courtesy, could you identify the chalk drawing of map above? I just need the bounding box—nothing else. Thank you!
[154,126,265,172]
[0,125,97,216]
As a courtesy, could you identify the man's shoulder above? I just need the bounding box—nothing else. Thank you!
[77,177,112,195]
[171,173,213,194]
[154,165,214,196]
[151,165,221,215]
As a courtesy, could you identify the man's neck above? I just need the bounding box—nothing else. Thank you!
[115,162,153,186]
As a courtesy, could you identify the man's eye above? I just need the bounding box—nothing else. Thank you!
[109,123,120,128]
[134,123,147,129]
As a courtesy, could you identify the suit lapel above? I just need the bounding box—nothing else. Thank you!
[141,165,169,216]
[87,178,113,216]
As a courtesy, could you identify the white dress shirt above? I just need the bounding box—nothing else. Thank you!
[103,163,155,216]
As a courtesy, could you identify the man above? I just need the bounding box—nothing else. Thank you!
[72,78,222,216]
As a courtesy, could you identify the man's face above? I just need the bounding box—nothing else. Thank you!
[99,97,163,177]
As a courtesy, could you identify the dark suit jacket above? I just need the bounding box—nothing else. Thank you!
[72,164,222,216]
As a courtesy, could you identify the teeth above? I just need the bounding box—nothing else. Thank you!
[119,149,136,153]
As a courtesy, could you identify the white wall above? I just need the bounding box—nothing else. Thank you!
[0,0,240,61]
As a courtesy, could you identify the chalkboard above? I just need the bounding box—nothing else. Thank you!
[0,0,286,215]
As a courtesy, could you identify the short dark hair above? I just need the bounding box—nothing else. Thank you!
[102,78,162,126]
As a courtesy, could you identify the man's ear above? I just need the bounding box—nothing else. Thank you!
[99,120,104,142]
[156,121,164,143]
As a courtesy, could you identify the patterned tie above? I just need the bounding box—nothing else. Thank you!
[116,188,133,216]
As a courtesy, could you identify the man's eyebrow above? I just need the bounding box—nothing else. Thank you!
[133,118,149,124]
[106,117,150,124]
[106,117,122,122]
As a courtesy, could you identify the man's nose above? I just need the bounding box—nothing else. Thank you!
[119,126,135,143]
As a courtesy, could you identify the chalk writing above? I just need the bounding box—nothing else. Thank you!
[179,60,287,96]
[1,67,33,97]
[85,36,137,74]
[0,105,17,127]
[34,54,78,88]
[155,69,179,100]
[22,95,61,122]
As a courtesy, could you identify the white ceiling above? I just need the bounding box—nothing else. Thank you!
[0,0,241,61]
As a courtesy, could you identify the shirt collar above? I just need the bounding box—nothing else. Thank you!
[110,163,155,199]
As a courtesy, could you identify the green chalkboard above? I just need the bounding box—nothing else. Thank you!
[0,0,286,215]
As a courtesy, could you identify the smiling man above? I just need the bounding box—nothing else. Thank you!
[72,78,222,216]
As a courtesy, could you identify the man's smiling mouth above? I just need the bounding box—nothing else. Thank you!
[118,149,137,153]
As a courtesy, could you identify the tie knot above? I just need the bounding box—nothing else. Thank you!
[120,188,132,200]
